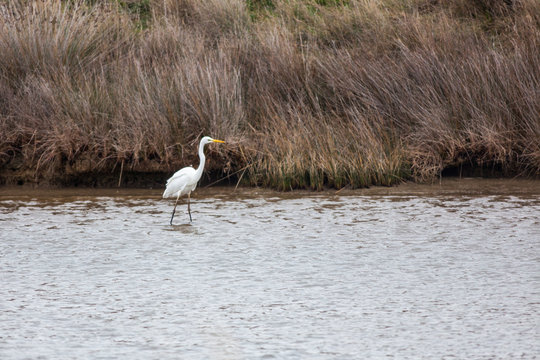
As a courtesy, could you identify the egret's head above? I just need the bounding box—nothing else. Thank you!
[201,136,225,145]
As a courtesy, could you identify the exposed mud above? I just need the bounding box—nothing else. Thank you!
[1,178,539,199]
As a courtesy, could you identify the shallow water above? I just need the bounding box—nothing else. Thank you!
[1,179,539,359]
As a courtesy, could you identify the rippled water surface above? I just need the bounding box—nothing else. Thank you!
[1,179,539,359]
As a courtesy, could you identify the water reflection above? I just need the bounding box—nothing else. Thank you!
[0,180,539,359]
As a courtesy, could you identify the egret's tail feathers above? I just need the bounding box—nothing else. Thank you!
[163,187,176,199]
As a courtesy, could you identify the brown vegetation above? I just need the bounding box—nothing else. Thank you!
[0,0,538,189]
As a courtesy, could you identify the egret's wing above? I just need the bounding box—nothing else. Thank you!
[166,167,194,186]
[163,167,195,198]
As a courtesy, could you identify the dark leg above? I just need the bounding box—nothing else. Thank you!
[187,192,192,222]
[170,192,181,225]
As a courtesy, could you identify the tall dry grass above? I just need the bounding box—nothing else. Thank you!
[0,0,538,188]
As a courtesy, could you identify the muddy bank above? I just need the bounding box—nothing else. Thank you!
[1,143,535,189]
[0,167,535,190]
[1,175,538,200]
[0,153,236,188]
[0,154,535,189]
[0,161,237,189]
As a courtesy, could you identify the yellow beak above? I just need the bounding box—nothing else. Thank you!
[212,139,225,143]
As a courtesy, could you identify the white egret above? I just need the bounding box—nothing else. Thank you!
[163,136,225,224]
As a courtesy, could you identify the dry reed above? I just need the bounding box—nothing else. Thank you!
[0,0,538,188]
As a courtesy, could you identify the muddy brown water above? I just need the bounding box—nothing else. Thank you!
[1,179,539,359]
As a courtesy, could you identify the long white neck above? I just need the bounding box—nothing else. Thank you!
[194,140,206,182]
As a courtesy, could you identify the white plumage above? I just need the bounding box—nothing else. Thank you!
[163,136,225,224]
[163,167,197,199]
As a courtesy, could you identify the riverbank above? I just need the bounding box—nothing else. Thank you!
[1,0,539,189]
[1,178,539,200]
